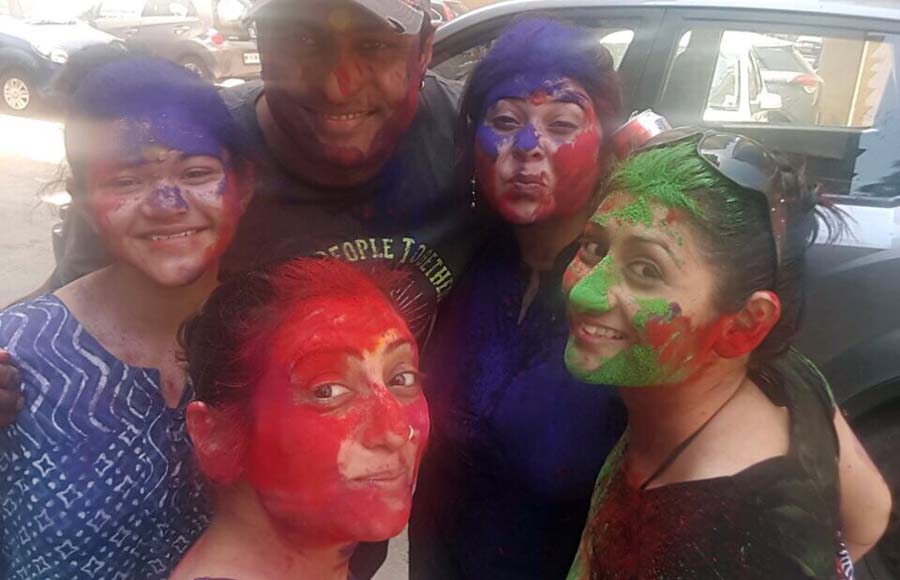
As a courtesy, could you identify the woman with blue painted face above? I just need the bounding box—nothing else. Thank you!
[0,48,252,580]
[409,18,626,580]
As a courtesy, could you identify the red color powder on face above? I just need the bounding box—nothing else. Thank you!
[335,64,354,98]
[598,194,623,215]
[240,264,429,546]
[666,208,680,224]
[549,116,602,217]
[529,91,549,106]
[644,313,729,381]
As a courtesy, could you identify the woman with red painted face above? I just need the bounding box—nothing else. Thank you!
[0,48,253,579]
[409,18,626,580]
[171,258,429,580]
[564,131,891,579]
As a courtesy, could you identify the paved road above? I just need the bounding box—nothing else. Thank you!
[0,113,66,307]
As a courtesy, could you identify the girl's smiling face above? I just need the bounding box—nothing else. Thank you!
[74,117,248,287]
[474,77,602,224]
[562,191,727,386]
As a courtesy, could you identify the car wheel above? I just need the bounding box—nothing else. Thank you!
[855,402,900,579]
[179,56,212,81]
[1,69,36,114]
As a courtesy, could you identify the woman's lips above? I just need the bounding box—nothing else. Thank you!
[511,173,545,185]
[570,314,628,351]
[351,467,410,489]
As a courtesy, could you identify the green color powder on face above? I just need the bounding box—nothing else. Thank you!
[569,254,619,314]
[565,339,663,386]
[632,297,674,330]
[592,194,654,229]
[592,141,735,235]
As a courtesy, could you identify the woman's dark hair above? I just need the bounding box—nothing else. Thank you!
[180,258,407,414]
[607,139,846,370]
[52,44,246,190]
[457,17,624,195]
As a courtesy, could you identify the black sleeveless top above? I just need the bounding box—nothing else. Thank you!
[569,351,844,580]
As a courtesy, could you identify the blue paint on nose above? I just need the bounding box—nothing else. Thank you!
[514,124,540,152]
[152,185,189,210]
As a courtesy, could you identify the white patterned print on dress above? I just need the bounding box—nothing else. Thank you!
[0,295,210,580]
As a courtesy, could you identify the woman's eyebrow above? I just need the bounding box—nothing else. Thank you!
[628,233,677,261]
[553,90,590,108]
[384,338,413,354]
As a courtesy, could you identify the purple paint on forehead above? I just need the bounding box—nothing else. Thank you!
[514,124,540,152]
[114,106,226,163]
[475,18,601,118]
[482,76,569,119]
[71,57,240,165]
[151,185,190,211]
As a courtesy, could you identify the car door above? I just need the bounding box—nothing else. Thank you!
[130,0,204,61]
[432,5,666,115]
[88,0,145,41]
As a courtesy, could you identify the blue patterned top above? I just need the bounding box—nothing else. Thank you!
[0,295,210,580]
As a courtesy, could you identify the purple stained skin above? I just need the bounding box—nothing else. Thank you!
[112,107,228,168]
[475,78,580,161]
[151,184,190,211]
[482,77,568,119]
[514,124,540,152]
[476,122,506,159]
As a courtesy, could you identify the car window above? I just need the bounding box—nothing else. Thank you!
[753,45,808,73]
[142,0,196,17]
[433,26,636,82]
[215,0,248,24]
[663,23,900,202]
[98,0,143,18]
[669,28,896,130]
[707,52,739,111]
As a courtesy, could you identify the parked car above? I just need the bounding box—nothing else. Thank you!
[81,0,260,82]
[434,1,900,577]
[751,33,824,123]
[431,0,469,27]
[0,0,120,113]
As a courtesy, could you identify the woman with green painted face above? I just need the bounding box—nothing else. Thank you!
[563,130,892,580]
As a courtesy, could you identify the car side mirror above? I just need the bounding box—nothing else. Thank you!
[759,92,783,111]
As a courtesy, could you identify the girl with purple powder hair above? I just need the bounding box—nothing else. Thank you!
[0,46,253,579]
[410,17,626,580]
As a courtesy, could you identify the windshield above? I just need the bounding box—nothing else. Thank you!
[11,0,90,22]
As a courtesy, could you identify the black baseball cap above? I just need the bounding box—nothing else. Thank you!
[249,0,431,36]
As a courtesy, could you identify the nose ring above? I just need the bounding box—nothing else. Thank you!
[408,426,415,441]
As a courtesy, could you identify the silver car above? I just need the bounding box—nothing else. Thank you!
[82,0,260,81]
[435,1,900,577]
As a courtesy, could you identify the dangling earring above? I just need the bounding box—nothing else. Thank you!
[420,78,426,91]
[470,174,478,209]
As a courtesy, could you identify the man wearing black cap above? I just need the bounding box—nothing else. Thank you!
[0,0,474,576]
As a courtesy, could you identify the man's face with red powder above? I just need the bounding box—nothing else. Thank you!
[258,0,429,178]
[244,294,430,544]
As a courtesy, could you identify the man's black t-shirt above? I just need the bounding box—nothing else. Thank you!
[50,73,478,338]
[221,74,478,337]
